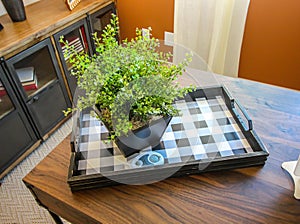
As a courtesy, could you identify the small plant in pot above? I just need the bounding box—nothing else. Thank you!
[61,15,194,157]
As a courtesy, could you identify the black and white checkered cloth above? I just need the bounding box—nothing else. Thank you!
[76,95,253,175]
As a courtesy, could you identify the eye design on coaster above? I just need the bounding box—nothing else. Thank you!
[130,151,164,168]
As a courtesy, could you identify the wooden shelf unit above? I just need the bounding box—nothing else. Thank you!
[0,0,115,179]
[0,0,114,58]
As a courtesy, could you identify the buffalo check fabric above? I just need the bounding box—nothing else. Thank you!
[75,96,253,175]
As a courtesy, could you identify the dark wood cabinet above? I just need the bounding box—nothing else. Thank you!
[0,0,116,179]
[0,59,38,175]
[6,38,71,139]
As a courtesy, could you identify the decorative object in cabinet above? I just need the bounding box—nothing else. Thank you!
[0,58,38,178]
[65,0,81,11]
[54,19,93,98]
[88,2,117,53]
[6,38,71,139]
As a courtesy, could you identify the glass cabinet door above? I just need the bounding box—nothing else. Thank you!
[54,19,92,98]
[89,3,116,42]
[12,46,58,99]
[6,38,71,138]
[0,61,38,175]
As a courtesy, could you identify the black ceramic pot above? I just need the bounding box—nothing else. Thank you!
[93,106,172,158]
[115,116,172,158]
[2,0,26,22]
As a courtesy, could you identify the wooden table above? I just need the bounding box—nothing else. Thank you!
[23,71,300,223]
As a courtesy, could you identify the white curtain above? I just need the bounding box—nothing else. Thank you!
[174,0,250,77]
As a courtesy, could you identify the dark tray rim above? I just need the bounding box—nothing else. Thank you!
[67,85,269,190]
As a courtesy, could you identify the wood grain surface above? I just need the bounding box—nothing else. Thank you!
[0,0,113,58]
[23,71,300,223]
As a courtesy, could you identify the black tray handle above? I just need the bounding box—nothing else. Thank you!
[232,99,253,131]
[70,111,80,152]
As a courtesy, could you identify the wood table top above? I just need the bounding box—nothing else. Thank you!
[23,71,300,223]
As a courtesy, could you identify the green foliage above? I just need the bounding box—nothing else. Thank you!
[60,14,194,140]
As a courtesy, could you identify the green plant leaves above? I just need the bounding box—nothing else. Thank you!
[60,14,194,140]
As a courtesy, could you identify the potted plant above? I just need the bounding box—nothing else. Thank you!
[61,15,194,157]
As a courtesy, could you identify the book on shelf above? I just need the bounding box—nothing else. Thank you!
[79,26,88,49]
[0,87,7,97]
[61,35,84,60]
[0,81,5,97]
[16,67,38,91]
[0,67,38,96]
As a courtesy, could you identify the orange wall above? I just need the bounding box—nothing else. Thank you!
[116,0,300,90]
[239,0,300,90]
[116,0,174,40]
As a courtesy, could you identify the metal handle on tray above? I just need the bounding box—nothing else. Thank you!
[70,111,80,152]
[232,99,253,131]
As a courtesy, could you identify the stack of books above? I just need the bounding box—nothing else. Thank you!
[62,37,83,60]
[0,81,6,97]
[16,67,38,91]
[61,27,88,61]
[0,67,38,97]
